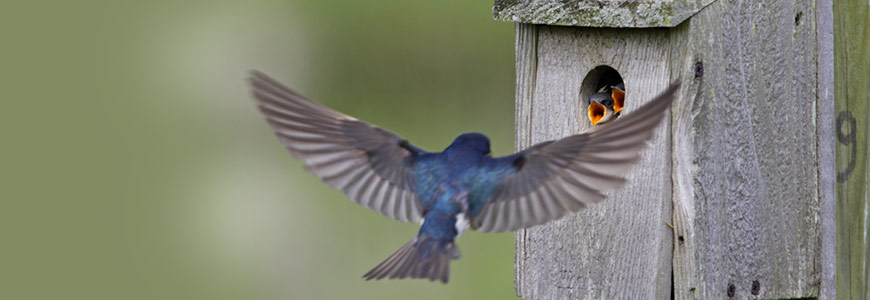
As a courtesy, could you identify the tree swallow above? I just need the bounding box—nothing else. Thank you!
[610,82,625,114]
[249,71,679,283]
[587,83,626,126]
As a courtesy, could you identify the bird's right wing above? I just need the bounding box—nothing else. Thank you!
[249,71,426,223]
[471,83,680,233]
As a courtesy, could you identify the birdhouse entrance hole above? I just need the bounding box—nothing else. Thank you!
[580,65,624,126]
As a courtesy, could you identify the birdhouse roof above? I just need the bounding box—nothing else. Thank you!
[493,0,715,28]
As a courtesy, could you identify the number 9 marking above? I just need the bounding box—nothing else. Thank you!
[837,111,857,183]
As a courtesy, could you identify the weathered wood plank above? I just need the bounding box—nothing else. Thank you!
[514,26,673,299]
[668,1,821,299]
[834,0,870,298]
[817,0,835,299]
[667,22,698,300]
[513,22,537,298]
[493,0,716,28]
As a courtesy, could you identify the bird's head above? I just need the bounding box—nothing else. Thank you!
[610,83,625,114]
[446,133,492,155]
[587,92,615,126]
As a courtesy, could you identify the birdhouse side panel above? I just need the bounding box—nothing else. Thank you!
[668,0,822,298]
[833,0,870,298]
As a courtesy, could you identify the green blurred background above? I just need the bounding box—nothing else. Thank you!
[1,1,517,299]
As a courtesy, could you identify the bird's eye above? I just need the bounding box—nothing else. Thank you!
[602,99,613,106]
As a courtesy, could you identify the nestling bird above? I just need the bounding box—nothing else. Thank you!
[610,82,625,114]
[587,91,616,126]
[587,83,626,126]
[249,71,679,283]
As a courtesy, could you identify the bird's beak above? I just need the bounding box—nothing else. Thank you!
[588,102,606,125]
[611,88,625,113]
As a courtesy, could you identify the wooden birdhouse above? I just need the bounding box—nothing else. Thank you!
[494,0,848,299]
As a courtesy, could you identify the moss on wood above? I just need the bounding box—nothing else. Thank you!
[493,0,714,28]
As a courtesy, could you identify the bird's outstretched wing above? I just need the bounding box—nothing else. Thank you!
[471,83,680,233]
[249,71,425,223]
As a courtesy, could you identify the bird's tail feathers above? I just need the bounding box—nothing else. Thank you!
[362,236,460,283]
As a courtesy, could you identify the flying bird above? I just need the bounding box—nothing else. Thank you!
[249,71,679,283]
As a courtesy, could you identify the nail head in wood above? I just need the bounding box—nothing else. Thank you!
[751,280,761,295]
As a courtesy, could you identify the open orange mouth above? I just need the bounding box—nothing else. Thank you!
[588,102,606,125]
[611,88,625,113]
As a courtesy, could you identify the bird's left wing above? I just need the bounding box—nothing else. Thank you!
[471,83,680,233]
[250,71,425,223]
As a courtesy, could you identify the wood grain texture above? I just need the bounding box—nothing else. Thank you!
[493,0,716,28]
[668,1,821,299]
[513,26,673,299]
[509,1,829,298]
[513,22,537,298]
[667,23,698,300]
[817,0,835,299]
[834,0,870,298]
